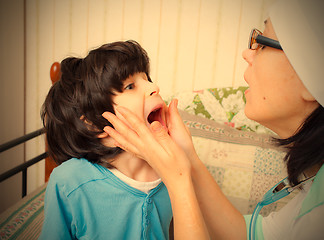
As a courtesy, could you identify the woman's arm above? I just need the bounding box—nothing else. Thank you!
[164,99,246,239]
[102,99,246,239]
[168,171,210,240]
[190,152,246,239]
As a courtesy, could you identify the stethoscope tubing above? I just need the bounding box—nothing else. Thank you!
[249,202,262,240]
[249,176,315,240]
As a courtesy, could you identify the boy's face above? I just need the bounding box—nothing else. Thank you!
[112,72,167,129]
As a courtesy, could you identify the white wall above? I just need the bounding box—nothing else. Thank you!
[1,0,276,211]
[27,0,275,96]
[0,0,26,213]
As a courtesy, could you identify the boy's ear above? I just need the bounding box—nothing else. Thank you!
[98,131,116,148]
[97,132,109,139]
[80,115,109,139]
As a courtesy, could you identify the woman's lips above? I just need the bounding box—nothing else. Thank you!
[243,73,250,95]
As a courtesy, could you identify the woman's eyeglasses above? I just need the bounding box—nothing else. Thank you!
[249,28,283,50]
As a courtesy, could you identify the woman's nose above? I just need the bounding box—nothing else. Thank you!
[242,48,254,64]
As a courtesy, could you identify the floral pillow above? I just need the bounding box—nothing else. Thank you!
[164,87,273,134]
[178,109,294,216]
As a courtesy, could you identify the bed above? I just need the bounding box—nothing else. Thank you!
[0,86,294,239]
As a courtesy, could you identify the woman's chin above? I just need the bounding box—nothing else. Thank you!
[244,105,253,120]
[244,106,261,123]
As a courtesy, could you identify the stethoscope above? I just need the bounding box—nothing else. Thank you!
[249,175,315,240]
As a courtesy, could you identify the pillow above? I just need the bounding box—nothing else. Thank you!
[164,87,273,134]
[179,110,296,216]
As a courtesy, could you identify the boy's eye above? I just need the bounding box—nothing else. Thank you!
[125,83,135,90]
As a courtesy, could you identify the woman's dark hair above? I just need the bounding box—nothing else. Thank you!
[41,40,151,166]
[275,105,324,186]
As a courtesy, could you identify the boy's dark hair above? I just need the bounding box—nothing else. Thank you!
[41,40,151,166]
[275,105,324,186]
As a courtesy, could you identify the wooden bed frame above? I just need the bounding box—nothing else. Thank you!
[0,62,60,239]
[44,62,61,181]
[0,62,60,194]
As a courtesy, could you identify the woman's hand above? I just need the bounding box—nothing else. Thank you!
[102,99,192,188]
[102,99,210,239]
[165,99,198,161]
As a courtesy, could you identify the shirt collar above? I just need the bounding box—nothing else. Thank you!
[297,164,324,219]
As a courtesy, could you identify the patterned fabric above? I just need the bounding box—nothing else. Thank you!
[179,110,297,216]
[164,87,294,215]
[164,87,272,134]
[0,184,46,240]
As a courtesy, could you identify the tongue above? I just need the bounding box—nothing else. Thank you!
[148,109,160,124]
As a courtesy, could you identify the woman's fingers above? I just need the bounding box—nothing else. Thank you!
[103,125,142,157]
[165,99,196,157]
[149,121,179,153]
[102,109,170,160]
[115,106,179,154]
[167,99,190,135]
[114,106,179,151]
[169,100,191,136]
[102,107,192,183]
[102,111,136,140]
[102,112,144,155]
[150,121,192,182]
[115,107,151,136]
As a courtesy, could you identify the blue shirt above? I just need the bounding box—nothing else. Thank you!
[39,158,172,240]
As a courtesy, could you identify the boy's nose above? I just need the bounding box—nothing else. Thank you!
[146,82,160,97]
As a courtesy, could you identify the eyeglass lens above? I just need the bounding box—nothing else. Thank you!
[250,29,261,50]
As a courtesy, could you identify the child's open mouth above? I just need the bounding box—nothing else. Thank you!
[146,105,166,127]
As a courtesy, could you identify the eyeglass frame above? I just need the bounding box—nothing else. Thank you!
[249,28,283,50]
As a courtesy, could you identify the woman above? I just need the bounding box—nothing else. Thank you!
[102,0,324,238]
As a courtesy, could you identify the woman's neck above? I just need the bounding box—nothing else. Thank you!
[107,151,160,182]
[265,101,319,139]
[304,163,322,178]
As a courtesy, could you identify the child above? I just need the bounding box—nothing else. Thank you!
[39,41,172,240]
